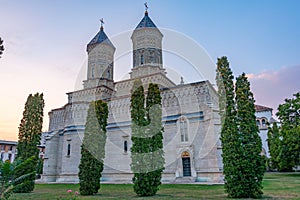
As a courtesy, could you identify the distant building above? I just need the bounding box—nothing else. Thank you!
[0,140,17,162]
[255,104,279,158]
[0,136,47,163]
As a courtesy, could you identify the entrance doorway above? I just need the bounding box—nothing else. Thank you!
[182,151,191,176]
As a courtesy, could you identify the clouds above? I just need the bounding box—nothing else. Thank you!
[247,65,300,114]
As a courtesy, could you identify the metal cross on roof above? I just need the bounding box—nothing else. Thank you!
[100,18,104,26]
[144,2,148,11]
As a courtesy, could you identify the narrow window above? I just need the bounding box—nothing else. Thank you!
[141,54,144,65]
[262,119,267,127]
[8,154,12,162]
[107,70,110,79]
[91,68,94,78]
[67,144,71,156]
[256,119,260,126]
[124,141,128,153]
[180,118,188,142]
[9,145,13,151]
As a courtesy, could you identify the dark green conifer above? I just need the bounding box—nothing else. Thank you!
[16,93,44,193]
[267,122,281,170]
[235,73,264,198]
[131,81,164,196]
[78,100,108,195]
[17,93,45,160]
[216,57,240,197]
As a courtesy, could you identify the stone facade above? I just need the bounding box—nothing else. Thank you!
[255,105,279,158]
[41,11,223,183]
[0,140,17,163]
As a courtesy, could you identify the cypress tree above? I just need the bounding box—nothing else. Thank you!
[78,100,108,195]
[144,83,165,195]
[216,56,241,197]
[267,122,281,170]
[15,93,44,193]
[130,79,148,196]
[17,93,45,160]
[235,73,264,198]
[131,81,164,196]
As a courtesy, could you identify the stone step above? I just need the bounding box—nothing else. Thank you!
[172,177,196,183]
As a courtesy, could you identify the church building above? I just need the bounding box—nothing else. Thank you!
[41,9,223,183]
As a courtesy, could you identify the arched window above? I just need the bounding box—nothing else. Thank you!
[124,141,128,153]
[67,144,71,156]
[140,54,144,65]
[256,119,260,126]
[262,119,267,127]
[107,70,110,79]
[179,117,188,142]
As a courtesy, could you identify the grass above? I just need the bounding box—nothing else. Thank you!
[10,173,300,200]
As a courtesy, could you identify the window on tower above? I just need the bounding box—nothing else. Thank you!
[141,54,144,65]
[179,117,188,142]
[124,141,128,153]
[67,144,71,156]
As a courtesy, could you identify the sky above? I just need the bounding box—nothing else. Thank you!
[0,0,299,141]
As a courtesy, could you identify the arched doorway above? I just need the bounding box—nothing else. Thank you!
[182,151,191,176]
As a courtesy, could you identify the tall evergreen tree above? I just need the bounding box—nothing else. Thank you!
[235,73,265,198]
[130,79,148,196]
[16,93,44,193]
[131,81,164,196]
[144,83,165,195]
[216,56,241,197]
[0,37,4,58]
[79,100,108,195]
[267,122,281,170]
[17,93,45,160]
[276,92,300,171]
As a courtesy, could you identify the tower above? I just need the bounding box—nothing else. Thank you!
[130,9,165,79]
[83,22,115,90]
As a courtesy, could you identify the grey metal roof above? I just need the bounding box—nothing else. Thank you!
[87,27,115,51]
[135,11,157,29]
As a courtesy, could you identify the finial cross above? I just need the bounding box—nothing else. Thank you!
[144,2,148,11]
[100,18,104,26]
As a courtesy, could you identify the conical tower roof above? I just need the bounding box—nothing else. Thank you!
[135,11,157,29]
[87,26,115,52]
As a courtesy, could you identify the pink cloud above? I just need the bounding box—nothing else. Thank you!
[247,65,300,114]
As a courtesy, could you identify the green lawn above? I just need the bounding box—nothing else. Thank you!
[10,173,300,200]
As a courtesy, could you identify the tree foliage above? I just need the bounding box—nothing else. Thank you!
[235,73,264,198]
[0,37,4,58]
[216,56,240,197]
[131,81,164,196]
[267,122,281,170]
[276,92,300,171]
[17,93,45,160]
[15,93,44,193]
[0,158,38,198]
[78,100,108,195]
[12,156,37,193]
[216,57,264,198]
[0,160,13,199]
